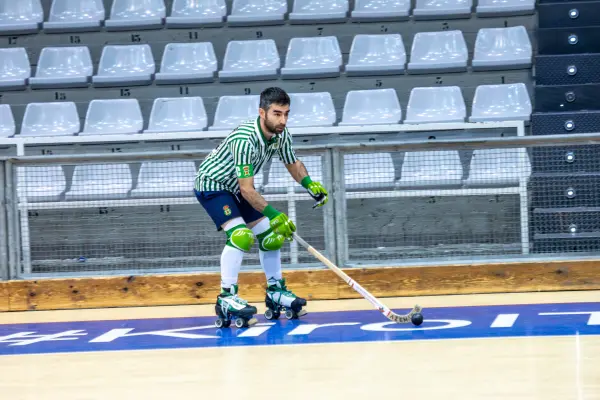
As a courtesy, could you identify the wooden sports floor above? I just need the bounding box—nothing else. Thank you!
[0,290,598,400]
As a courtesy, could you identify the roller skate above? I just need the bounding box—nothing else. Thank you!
[264,278,307,320]
[214,284,258,329]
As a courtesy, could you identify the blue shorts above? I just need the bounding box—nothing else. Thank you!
[194,189,264,231]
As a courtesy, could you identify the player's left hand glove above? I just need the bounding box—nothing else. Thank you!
[305,180,328,208]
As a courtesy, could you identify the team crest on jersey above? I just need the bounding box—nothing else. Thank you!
[223,205,232,216]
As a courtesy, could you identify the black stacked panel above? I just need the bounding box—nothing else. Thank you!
[532,0,600,253]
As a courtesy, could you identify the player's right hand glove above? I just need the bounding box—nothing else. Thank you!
[301,177,328,209]
[262,205,296,239]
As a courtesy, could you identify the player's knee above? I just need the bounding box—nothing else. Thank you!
[258,230,285,252]
[228,227,255,252]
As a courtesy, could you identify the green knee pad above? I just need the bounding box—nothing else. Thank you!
[226,225,255,252]
[257,227,285,252]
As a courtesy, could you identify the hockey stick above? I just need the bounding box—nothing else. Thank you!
[292,233,422,324]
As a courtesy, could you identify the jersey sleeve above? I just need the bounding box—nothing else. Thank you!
[278,129,298,165]
[228,138,255,178]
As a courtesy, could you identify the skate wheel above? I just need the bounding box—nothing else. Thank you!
[215,318,225,328]
[264,309,274,320]
[272,310,281,320]
[284,310,295,320]
[234,318,246,328]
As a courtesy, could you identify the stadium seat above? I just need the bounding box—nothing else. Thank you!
[476,0,534,16]
[264,156,323,193]
[404,86,466,124]
[344,153,395,190]
[219,40,280,82]
[93,45,155,87]
[167,0,226,26]
[408,31,468,74]
[0,48,30,90]
[0,105,15,137]
[289,0,348,23]
[228,0,287,25]
[413,0,472,19]
[469,83,532,123]
[397,151,463,188]
[281,37,342,79]
[17,166,66,202]
[81,99,143,135]
[210,95,260,131]
[465,149,531,187]
[105,0,165,30]
[340,89,402,126]
[156,43,217,84]
[287,92,336,127]
[472,26,532,71]
[346,34,406,76]
[146,97,208,133]
[131,161,198,198]
[44,0,105,32]
[0,0,43,34]
[20,102,80,137]
[30,47,93,89]
[351,0,410,20]
[65,164,133,200]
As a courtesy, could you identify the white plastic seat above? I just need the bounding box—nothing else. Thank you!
[131,161,197,198]
[20,102,80,137]
[156,43,217,84]
[340,89,402,126]
[93,45,155,87]
[44,0,105,32]
[346,34,406,76]
[210,96,260,131]
[17,166,66,202]
[287,92,336,128]
[0,105,15,137]
[82,99,143,135]
[404,87,466,124]
[476,0,534,16]
[105,0,166,30]
[352,0,410,20]
[0,0,43,34]
[413,0,472,19]
[398,151,463,187]
[344,153,395,190]
[472,26,532,71]
[470,83,532,123]
[228,0,287,25]
[219,40,280,82]
[65,164,133,200]
[264,156,323,193]
[281,37,342,79]
[0,48,31,90]
[146,97,208,133]
[408,31,468,73]
[289,0,348,23]
[30,47,93,88]
[167,0,226,26]
[465,149,531,187]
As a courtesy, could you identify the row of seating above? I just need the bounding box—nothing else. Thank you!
[1,0,535,34]
[0,27,532,89]
[0,84,531,137]
[19,149,531,202]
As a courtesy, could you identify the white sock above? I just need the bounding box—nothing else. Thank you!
[220,217,246,289]
[252,218,282,286]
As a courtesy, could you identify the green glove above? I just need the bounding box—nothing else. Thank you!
[301,177,329,208]
[262,205,296,239]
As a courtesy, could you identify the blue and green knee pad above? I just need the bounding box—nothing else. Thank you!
[226,224,285,252]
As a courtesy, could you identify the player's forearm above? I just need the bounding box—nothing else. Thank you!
[286,161,309,184]
[240,186,269,213]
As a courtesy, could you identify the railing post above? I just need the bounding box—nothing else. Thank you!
[332,149,348,267]
[0,161,7,280]
[4,161,19,279]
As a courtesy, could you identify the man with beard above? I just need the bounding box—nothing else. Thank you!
[194,87,329,328]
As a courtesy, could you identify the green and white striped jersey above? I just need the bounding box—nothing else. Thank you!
[195,117,298,194]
